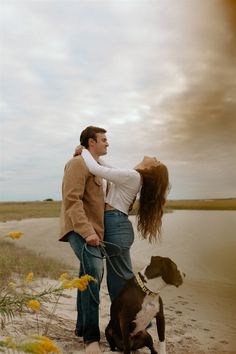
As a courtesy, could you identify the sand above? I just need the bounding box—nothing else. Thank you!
[0,217,236,354]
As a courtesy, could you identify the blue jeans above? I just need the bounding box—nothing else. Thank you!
[104,210,134,302]
[68,231,104,343]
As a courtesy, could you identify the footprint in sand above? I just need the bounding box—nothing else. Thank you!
[180,301,188,305]
[167,316,176,321]
[175,310,182,315]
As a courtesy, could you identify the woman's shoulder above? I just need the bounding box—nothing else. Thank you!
[118,168,141,186]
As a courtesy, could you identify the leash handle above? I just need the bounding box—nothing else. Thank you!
[84,240,122,257]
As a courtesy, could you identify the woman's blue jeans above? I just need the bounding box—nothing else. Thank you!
[104,210,134,302]
[68,231,104,343]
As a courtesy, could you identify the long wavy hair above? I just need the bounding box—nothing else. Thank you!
[136,163,170,243]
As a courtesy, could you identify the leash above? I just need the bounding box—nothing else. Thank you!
[81,241,131,305]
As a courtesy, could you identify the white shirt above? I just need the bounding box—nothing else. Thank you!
[81,149,141,215]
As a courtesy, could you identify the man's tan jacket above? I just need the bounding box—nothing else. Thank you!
[59,156,104,242]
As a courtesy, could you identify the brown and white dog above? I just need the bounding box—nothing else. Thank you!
[105,256,185,354]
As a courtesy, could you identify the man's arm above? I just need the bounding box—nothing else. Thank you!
[62,157,100,245]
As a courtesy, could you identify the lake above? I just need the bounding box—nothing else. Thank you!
[1,210,235,286]
[130,210,236,285]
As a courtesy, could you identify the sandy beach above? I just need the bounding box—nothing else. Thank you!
[0,214,236,354]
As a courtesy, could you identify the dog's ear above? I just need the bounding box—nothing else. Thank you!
[145,256,163,279]
[151,255,162,262]
[161,257,175,282]
[161,258,183,286]
[151,256,155,262]
[150,256,163,268]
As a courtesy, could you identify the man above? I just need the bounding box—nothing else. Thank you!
[59,126,109,354]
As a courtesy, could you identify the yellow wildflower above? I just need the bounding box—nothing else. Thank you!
[61,280,73,289]
[58,272,69,281]
[81,274,96,283]
[71,275,96,291]
[5,337,17,349]
[18,336,60,353]
[5,231,23,239]
[27,299,41,312]
[27,336,60,353]
[25,272,34,282]
[71,278,86,291]
[61,274,95,290]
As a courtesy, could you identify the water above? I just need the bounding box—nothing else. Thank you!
[130,210,236,285]
[1,211,235,285]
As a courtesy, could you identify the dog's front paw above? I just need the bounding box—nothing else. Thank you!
[158,341,166,354]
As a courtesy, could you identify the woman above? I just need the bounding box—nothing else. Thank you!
[75,147,170,301]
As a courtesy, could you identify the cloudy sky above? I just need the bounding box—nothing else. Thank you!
[1,0,236,201]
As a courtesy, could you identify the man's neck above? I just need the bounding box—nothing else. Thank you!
[88,149,100,161]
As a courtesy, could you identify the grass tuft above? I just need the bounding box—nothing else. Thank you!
[0,240,74,287]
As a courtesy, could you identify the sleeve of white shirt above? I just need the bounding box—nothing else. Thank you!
[81,149,138,185]
[98,158,113,168]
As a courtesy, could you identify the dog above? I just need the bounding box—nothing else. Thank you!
[105,255,185,354]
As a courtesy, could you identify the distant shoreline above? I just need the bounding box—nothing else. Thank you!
[0,198,236,222]
[164,197,236,211]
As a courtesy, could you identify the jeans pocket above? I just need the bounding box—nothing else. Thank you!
[118,220,134,249]
[105,216,134,250]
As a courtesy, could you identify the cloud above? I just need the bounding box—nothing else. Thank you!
[1,0,236,200]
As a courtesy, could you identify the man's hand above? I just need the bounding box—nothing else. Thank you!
[73,145,84,157]
[85,234,100,246]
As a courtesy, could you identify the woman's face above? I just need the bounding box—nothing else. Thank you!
[134,156,160,170]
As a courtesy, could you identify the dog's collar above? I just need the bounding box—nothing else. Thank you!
[135,272,159,296]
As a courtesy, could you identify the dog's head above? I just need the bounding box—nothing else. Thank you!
[144,256,185,287]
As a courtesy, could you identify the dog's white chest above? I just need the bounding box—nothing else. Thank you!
[131,295,159,336]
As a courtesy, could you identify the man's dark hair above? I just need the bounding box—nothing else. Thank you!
[80,126,107,148]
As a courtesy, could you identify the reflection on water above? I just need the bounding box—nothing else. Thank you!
[130,211,236,285]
